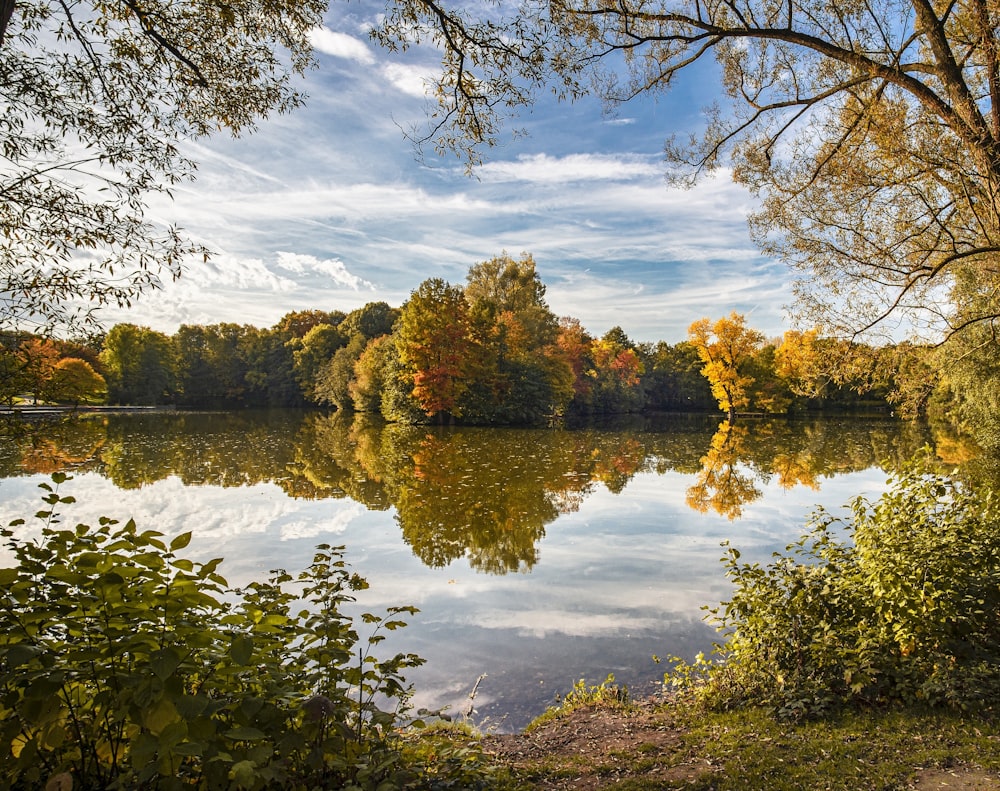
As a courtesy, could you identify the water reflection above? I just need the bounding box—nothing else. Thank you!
[0,410,948,731]
[1,411,934,573]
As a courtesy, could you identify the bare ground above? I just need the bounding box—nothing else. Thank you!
[481,699,1000,791]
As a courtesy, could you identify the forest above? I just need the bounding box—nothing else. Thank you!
[3,251,959,431]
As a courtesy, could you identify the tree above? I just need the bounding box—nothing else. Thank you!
[395,278,475,422]
[340,302,399,341]
[462,252,570,423]
[377,0,1000,343]
[100,324,175,405]
[315,335,368,410]
[688,313,765,420]
[17,338,60,403]
[290,323,348,402]
[45,358,107,405]
[1,0,324,334]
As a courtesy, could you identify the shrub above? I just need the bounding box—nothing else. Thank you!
[671,457,1000,717]
[0,473,438,789]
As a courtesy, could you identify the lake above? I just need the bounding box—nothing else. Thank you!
[0,410,932,732]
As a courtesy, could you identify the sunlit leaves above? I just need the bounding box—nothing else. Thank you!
[681,458,1000,715]
[1,0,324,334]
[688,312,765,418]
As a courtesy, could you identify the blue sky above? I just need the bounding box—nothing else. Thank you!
[126,1,794,344]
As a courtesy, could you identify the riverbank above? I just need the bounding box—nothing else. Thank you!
[475,695,1000,790]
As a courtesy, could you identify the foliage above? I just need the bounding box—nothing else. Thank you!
[0,474,466,790]
[395,279,475,422]
[525,674,629,732]
[377,0,1000,344]
[688,313,766,418]
[673,458,1000,717]
[45,358,107,405]
[100,324,176,405]
[1,0,324,335]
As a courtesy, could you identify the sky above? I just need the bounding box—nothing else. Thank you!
[124,0,794,345]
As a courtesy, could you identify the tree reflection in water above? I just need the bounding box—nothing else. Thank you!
[1,410,941,570]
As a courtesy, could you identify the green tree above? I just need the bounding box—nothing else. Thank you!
[339,302,399,341]
[290,323,348,403]
[315,334,368,411]
[688,313,766,420]
[640,341,715,411]
[100,324,175,405]
[1,0,324,334]
[241,325,304,407]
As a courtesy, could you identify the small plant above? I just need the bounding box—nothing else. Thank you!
[670,455,1000,717]
[0,473,458,789]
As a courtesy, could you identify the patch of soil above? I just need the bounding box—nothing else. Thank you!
[481,700,1000,791]
[481,699,713,790]
[909,768,1000,791]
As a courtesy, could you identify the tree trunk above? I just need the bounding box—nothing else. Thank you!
[0,0,15,48]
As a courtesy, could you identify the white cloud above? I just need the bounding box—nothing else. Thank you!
[382,62,432,97]
[477,153,662,184]
[275,251,376,290]
[309,26,376,64]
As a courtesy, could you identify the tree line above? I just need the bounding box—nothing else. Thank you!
[4,252,923,425]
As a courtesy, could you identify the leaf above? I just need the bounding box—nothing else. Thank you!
[4,643,42,668]
[230,634,254,666]
[151,647,182,681]
[170,532,193,552]
[143,697,181,736]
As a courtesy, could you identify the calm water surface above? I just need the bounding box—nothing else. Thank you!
[0,410,931,731]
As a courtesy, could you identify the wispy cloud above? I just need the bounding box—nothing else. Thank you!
[477,152,662,183]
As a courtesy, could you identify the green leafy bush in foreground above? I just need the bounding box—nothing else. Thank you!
[672,458,1000,717]
[0,473,478,790]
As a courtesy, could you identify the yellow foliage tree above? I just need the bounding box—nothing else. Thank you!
[688,312,765,420]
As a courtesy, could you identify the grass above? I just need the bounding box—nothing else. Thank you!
[485,697,1000,790]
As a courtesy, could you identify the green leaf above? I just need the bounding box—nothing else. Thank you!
[3,643,42,668]
[230,634,254,666]
[170,532,193,552]
[143,697,181,736]
[151,647,182,681]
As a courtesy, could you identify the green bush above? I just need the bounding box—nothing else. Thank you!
[0,473,463,790]
[672,458,1000,717]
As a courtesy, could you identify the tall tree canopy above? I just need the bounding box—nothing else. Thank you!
[377,0,1000,342]
[688,312,765,419]
[1,0,324,334]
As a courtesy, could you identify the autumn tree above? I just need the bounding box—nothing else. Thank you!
[462,252,572,422]
[17,338,60,403]
[395,278,475,422]
[584,328,645,414]
[45,358,107,406]
[376,0,1000,346]
[1,0,325,334]
[688,313,765,420]
[686,421,761,519]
